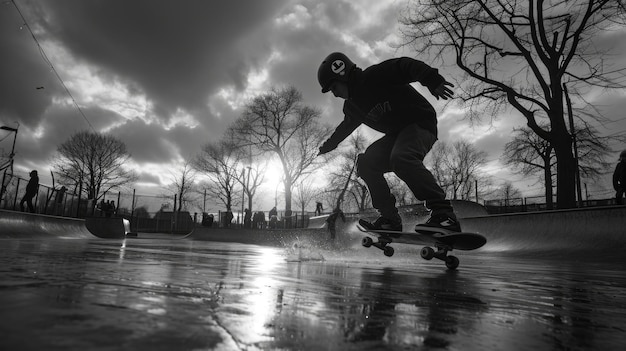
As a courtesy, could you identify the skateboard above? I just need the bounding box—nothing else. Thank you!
[357,222,486,270]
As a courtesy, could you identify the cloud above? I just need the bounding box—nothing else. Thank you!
[4,0,622,206]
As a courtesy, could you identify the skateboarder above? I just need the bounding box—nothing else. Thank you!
[315,201,323,216]
[317,52,460,233]
[325,207,345,240]
[613,150,626,205]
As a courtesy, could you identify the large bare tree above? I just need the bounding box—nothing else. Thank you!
[504,121,615,207]
[53,131,136,203]
[231,86,332,221]
[402,0,626,208]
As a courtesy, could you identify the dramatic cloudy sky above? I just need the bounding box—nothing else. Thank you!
[1,0,625,208]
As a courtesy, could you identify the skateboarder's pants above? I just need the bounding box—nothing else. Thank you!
[357,123,453,218]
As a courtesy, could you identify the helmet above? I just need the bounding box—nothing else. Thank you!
[317,52,356,93]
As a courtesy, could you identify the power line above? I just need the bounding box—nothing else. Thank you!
[9,0,95,132]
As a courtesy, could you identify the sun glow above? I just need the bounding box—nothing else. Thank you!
[260,158,284,198]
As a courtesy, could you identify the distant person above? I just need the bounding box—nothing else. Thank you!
[97,199,106,216]
[613,150,626,205]
[269,206,278,229]
[244,208,252,229]
[224,210,234,228]
[54,186,67,215]
[325,207,346,240]
[105,200,116,217]
[317,52,460,234]
[20,170,39,213]
[315,201,324,216]
[254,211,266,229]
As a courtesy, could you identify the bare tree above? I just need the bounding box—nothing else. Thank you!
[237,160,266,214]
[166,160,198,212]
[426,140,488,201]
[293,178,318,216]
[231,86,332,222]
[497,181,523,206]
[386,174,415,206]
[504,125,557,207]
[326,132,369,211]
[504,121,616,207]
[53,131,136,204]
[402,0,626,208]
[193,139,242,213]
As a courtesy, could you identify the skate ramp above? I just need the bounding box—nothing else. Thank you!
[307,214,329,229]
[84,217,130,239]
[0,210,131,239]
[0,209,92,239]
[462,206,626,255]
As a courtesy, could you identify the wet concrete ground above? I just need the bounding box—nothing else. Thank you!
[1,236,625,350]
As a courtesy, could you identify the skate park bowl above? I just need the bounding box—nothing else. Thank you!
[0,210,93,239]
[461,205,626,255]
[1,202,626,259]
[0,210,130,239]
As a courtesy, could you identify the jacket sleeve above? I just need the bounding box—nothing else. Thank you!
[367,57,445,91]
[614,164,622,190]
[321,101,362,150]
[322,118,360,151]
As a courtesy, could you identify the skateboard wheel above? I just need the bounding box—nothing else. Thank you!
[383,246,394,257]
[445,255,460,270]
[420,247,435,260]
[362,236,373,248]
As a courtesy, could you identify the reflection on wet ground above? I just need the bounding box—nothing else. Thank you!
[1,238,625,350]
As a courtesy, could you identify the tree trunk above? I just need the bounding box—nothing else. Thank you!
[283,179,292,228]
[543,164,554,210]
[553,134,577,209]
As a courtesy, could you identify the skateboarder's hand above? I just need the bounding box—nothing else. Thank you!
[318,141,335,155]
[429,80,454,100]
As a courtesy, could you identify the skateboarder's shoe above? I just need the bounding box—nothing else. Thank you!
[414,213,461,234]
[359,216,402,232]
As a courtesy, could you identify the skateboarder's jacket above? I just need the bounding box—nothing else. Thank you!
[321,57,445,150]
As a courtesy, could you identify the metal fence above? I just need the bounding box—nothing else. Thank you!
[1,174,83,217]
[0,174,317,232]
[483,195,620,214]
[4,173,619,230]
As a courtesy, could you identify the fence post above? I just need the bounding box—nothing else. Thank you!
[12,177,21,210]
[76,181,82,217]
[130,189,136,218]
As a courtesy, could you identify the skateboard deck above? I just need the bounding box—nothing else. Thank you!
[357,223,486,270]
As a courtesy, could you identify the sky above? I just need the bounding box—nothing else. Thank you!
[1,0,625,211]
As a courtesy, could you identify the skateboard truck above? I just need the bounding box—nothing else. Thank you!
[420,244,459,270]
[361,236,395,257]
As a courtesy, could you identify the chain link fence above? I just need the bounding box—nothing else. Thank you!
[0,174,317,232]
[4,173,619,232]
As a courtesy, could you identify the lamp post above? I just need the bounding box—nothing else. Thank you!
[241,168,245,226]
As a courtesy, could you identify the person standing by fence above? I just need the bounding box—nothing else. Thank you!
[54,186,66,215]
[613,150,626,205]
[20,170,39,213]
